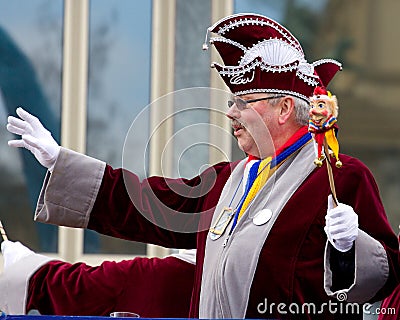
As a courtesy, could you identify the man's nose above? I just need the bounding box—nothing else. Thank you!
[226,103,240,119]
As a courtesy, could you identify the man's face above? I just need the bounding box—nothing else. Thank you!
[226,93,276,158]
[309,99,331,125]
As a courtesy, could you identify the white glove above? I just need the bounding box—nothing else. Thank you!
[7,107,60,171]
[324,195,359,252]
[1,240,34,270]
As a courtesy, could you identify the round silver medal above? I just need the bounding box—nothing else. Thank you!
[253,209,273,226]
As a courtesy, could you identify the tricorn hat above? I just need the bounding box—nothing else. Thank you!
[203,13,342,101]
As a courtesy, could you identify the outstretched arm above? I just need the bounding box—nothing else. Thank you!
[0,240,195,317]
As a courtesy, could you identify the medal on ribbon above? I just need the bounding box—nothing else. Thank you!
[209,207,235,240]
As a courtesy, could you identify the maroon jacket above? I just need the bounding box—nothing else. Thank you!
[378,284,400,320]
[30,154,399,319]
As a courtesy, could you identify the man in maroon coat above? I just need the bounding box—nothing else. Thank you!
[5,13,400,319]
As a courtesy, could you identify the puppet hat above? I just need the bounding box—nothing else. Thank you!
[203,13,342,101]
[310,86,332,100]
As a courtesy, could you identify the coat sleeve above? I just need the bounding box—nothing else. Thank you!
[35,147,234,249]
[27,256,195,318]
[35,147,106,228]
[324,229,390,302]
[324,156,400,303]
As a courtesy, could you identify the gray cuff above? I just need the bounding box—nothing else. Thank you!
[324,229,389,303]
[35,147,106,228]
[0,254,55,314]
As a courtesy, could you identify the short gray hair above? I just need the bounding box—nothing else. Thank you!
[293,97,310,125]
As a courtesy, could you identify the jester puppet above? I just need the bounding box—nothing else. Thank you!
[308,86,342,168]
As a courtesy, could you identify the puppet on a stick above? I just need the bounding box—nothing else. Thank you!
[308,86,342,205]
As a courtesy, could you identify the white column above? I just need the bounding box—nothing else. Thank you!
[58,0,89,262]
[147,0,177,258]
[209,0,234,164]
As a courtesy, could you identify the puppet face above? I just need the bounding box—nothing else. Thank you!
[309,100,331,125]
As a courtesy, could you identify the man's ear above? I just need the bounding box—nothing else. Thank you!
[278,96,295,125]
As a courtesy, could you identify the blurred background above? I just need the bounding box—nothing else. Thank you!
[0,0,398,273]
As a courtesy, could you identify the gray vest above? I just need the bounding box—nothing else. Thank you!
[199,142,316,318]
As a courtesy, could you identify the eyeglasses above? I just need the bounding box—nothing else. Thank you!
[227,95,285,111]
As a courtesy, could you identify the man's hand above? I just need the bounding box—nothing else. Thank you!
[324,195,358,252]
[7,107,60,171]
[1,241,34,270]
